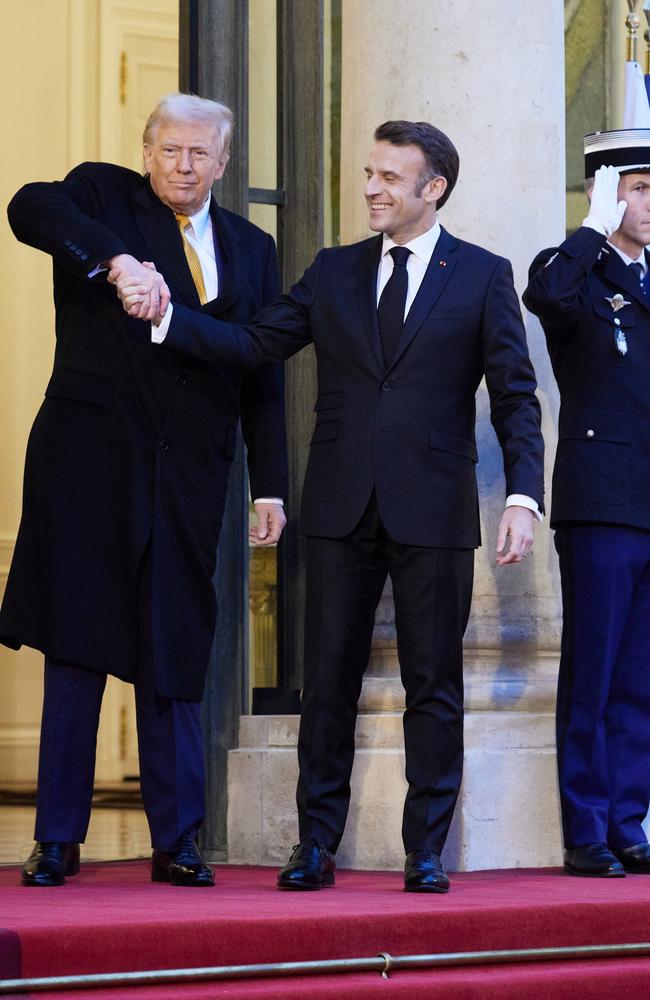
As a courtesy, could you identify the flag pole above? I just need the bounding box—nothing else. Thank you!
[627,0,640,63]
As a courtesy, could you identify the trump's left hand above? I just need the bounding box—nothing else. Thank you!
[495,505,534,566]
[249,502,287,546]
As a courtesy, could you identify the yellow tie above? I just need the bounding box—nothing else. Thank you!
[175,214,208,304]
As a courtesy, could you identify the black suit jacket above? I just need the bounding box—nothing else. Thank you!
[162,227,544,547]
[0,162,287,700]
[524,226,650,531]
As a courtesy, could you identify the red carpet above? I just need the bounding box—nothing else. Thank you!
[1,862,650,997]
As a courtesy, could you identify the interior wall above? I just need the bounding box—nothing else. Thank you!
[0,1,100,783]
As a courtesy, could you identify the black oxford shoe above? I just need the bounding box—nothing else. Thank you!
[151,834,214,887]
[404,850,450,893]
[21,842,80,887]
[612,842,650,873]
[277,839,336,889]
[564,843,625,877]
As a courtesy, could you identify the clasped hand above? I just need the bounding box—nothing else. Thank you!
[107,254,170,323]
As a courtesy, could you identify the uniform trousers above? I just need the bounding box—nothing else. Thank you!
[555,524,650,850]
[33,558,205,851]
[297,493,474,855]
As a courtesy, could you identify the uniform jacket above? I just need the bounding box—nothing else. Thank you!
[0,162,287,700]
[160,226,544,548]
[523,225,650,531]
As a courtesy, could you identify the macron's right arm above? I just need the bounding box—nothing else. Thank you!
[160,251,325,371]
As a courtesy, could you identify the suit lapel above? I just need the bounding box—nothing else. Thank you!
[387,227,459,372]
[356,235,385,369]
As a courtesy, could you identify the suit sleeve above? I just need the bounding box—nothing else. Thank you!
[481,257,545,511]
[522,226,608,329]
[164,250,324,369]
[7,163,130,274]
[239,235,288,501]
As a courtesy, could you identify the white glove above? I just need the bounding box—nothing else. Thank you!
[583,165,627,237]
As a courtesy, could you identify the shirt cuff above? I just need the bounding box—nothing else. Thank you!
[151,303,173,344]
[506,494,543,522]
[88,264,108,279]
[253,498,284,506]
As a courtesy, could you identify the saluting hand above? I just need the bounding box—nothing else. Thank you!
[584,165,627,237]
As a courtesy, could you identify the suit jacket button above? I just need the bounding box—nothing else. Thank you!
[382,381,392,391]
[160,439,170,451]
[586,429,595,438]
[176,374,187,386]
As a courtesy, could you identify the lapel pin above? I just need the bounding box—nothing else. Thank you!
[439,260,447,267]
[605,293,631,312]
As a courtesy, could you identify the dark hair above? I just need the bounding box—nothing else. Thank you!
[374,120,459,209]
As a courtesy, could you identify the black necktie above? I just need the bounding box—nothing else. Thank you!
[378,246,411,365]
[629,260,647,297]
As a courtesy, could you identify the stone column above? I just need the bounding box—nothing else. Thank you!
[227,0,567,870]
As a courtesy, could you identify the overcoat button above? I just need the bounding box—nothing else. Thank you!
[160,439,170,451]
[586,429,595,438]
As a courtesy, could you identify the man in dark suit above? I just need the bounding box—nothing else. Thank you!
[0,93,287,887]
[118,120,544,893]
[524,130,650,878]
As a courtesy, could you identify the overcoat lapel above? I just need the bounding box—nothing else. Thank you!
[133,179,200,307]
[204,201,246,316]
[387,227,459,372]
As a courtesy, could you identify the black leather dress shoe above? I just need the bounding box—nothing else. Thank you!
[21,842,80,887]
[612,842,650,873]
[151,834,214,886]
[277,839,336,890]
[404,850,450,893]
[564,843,625,877]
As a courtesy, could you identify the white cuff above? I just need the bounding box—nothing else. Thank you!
[253,498,284,506]
[506,494,543,522]
[581,215,610,237]
[151,302,174,343]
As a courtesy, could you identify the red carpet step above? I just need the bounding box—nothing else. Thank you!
[1,862,650,998]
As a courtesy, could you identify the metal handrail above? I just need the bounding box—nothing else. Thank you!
[1,941,650,993]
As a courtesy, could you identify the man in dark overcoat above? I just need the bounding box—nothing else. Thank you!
[118,120,544,893]
[0,93,287,887]
[524,130,650,877]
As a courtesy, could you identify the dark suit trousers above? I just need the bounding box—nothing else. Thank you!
[555,524,650,850]
[297,494,474,855]
[33,559,205,851]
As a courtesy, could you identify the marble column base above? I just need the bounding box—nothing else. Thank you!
[226,650,563,871]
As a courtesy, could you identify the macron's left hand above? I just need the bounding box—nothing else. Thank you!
[495,505,534,566]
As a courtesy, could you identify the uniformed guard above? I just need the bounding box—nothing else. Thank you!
[524,129,650,877]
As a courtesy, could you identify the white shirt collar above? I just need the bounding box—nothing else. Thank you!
[607,241,647,273]
[381,220,441,264]
[185,194,213,240]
